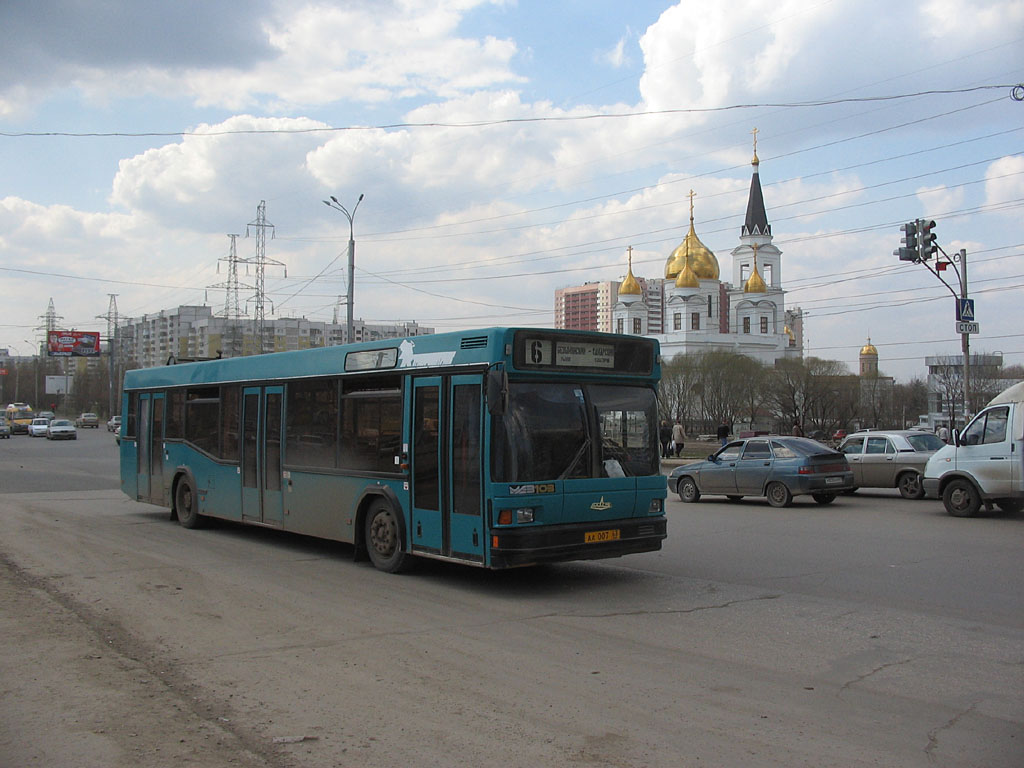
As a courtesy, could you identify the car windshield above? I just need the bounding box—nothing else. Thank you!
[51,419,72,426]
[906,433,944,451]
[491,381,659,481]
[32,419,47,425]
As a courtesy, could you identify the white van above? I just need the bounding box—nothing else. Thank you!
[922,381,1024,516]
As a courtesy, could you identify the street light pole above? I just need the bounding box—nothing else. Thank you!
[322,193,364,344]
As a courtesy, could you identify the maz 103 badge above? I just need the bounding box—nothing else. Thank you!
[525,338,614,368]
[509,483,556,495]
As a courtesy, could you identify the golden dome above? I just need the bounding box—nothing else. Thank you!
[666,190,719,280]
[744,244,766,293]
[619,270,642,296]
[619,246,642,295]
[860,338,878,356]
[675,251,699,289]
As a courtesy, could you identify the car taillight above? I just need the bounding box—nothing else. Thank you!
[798,466,813,474]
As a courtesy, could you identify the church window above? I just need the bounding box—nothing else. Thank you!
[760,316,768,334]
[763,264,772,285]
[707,295,712,317]
[632,317,642,334]
[691,313,700,330]
[743,317,750,334]
[616,318,623,334]
[673,313,682,331]
[740,264,749,282]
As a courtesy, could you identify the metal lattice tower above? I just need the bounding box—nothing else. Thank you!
[241,201,285,355]
[208,234,252,358]
[97,295,119,416]
[36,298,64,352]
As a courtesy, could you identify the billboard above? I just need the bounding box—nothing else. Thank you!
[48,330,101,357]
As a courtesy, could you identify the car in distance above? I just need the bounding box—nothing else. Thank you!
[668,436,854,507]
[832,429,848,441]
[107,415,122,432]
[838,430,945,499]
[0,416,10,439]
[28,417,51,437]
[37,410,56,423]
[46,418,77,440]
[75,412,100,428]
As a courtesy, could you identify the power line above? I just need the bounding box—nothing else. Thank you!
[3,85,1019,139]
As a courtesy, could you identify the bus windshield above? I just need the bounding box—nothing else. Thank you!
[491,382,659,482]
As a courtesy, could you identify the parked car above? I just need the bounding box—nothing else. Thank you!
[923,381,1024,517]
[107,415,122,432]
[838,430,945,499]
[28,417,51,437]
[0,416,10,438]
[75,412,100,428]
[668,436,854,507]
[46,418,77,440]
[832,429,848,441]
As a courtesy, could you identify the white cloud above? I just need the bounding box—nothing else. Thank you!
[984,155,1024,212]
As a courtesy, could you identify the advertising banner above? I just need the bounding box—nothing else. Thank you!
[47,330,101,357]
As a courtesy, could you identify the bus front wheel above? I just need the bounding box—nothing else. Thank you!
[365,501,411,573]
[174,476,204,529]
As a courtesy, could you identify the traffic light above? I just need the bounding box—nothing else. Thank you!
[897,220,919,262]
[918,219,937,260]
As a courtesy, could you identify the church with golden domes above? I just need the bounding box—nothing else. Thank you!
[612,138,804,365]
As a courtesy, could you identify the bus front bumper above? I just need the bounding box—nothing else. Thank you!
[489,516,667,569]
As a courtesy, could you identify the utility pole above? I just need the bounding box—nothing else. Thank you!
[242,201,285,355]
[323,193,364,344]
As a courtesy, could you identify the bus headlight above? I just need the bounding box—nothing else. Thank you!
[649,498,663,514]
[496,507,536,525]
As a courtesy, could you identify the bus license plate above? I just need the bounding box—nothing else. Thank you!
[585,529,620,544]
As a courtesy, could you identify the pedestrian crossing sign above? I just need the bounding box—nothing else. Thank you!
[956,298,975,322]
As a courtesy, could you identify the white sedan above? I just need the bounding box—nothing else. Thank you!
[46,419,78,440]
[28,418,50,437]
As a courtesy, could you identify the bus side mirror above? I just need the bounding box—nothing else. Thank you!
[951,428,959,446]
[486,368,508,416]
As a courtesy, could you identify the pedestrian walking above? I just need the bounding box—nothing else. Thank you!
[716,422,729,447]
[792,422,804,437]
[938,424,949,443]
[671,422,686,457]
[659,421,672,458]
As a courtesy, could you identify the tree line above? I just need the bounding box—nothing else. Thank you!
[658,350,931,438]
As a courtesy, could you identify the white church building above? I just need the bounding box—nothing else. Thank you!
[612,141,804,365]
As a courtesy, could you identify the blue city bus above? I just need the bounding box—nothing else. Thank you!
[119,327,667,572]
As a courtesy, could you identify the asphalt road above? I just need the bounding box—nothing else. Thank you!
[1,429,1021,767]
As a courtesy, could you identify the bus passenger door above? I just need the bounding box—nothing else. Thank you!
[241,386,285,525]
[410,378,443,554]
[410,375,485,563]
[447,375,484,562]
[136,392,165,504]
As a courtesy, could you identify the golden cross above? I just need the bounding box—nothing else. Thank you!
[688,189,696,220]
[751,126,758,154]
[626,245,633,270]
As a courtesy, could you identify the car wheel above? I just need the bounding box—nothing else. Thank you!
[726,495,743,502]
[811,492,836,505]
[897,471,925,500]
[943,479,980,518]
[365,500,411,573]
[765,481,792,508]
[677,477,700,503]
[174,476,204,529]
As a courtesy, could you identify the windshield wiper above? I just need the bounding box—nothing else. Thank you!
[559,438,590,479]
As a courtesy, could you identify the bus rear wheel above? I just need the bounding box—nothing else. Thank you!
[174,476,204,529]
[365,501,411,573]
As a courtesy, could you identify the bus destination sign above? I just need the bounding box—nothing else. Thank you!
[525,338,614,369]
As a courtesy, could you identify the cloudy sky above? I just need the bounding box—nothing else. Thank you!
[1,0,1022,381]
